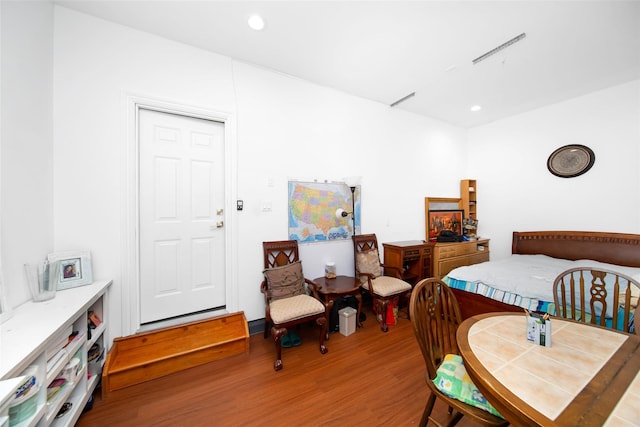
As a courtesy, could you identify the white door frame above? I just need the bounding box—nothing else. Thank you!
[122,94,238,336]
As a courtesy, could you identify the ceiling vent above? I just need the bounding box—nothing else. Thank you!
[390,92,416,107]
[473,33,527,65]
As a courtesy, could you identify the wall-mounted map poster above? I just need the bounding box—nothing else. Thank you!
[288,181,360,243]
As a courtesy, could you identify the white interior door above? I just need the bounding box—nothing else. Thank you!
[139,108,226,324]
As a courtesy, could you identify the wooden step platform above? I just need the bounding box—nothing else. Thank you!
[101,312,249,397]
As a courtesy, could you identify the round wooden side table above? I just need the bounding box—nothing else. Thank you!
[313,275,363,339]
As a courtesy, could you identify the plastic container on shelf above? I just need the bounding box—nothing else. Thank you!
[62,358,80,383]
[24,261,59,302]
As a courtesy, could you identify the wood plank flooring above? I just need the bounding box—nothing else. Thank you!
[77,308,483,427]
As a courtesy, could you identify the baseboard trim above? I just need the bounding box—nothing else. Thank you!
[248,318,265,336]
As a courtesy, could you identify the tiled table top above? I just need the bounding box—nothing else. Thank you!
[465,314,639,425]
[604,369,640,426]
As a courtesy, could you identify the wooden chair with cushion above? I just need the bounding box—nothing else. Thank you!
[352,233,412,332]
[553,267,640,334]
[409,278,508,427]
[260,240,328,371]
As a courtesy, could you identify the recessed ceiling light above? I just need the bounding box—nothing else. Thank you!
[470,105,482,112]
[248,14,265,31]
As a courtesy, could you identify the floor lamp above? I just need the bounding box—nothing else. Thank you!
[335,176,361,235]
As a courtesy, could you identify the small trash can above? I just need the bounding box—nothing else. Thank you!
[339,306,357,336]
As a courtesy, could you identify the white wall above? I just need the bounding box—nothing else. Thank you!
[52,7,467,337]
[468,80,640,259]
[1,1,54,307]
[232,61,468,279]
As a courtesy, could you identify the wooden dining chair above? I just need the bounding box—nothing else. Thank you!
[409,278,508,427]
[553,267,640,334]
[352,234,412,332]
[261,240,328,371]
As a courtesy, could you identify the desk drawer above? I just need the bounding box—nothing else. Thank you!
[437,245,476,259]
[403,249,421,261]
[436,242,487,259]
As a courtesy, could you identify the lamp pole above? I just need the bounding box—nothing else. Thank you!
[350,186,356,235]
[343,176,361,236]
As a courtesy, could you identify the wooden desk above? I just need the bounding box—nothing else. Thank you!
[313,276,363,337]
[382,240,432,284]
[457,313,640,427]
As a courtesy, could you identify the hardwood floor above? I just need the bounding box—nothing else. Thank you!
[77,308,483,427]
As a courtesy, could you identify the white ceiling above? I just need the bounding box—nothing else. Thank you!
[55,0,640,128]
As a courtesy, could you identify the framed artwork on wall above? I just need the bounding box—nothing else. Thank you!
[47,250,93,290]
[428,210,463,241]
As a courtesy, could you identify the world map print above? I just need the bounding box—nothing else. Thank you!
[288,181,360,243]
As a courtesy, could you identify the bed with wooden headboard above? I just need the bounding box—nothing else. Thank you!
[449,230,640,319]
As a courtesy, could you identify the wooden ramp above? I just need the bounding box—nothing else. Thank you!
[101,312,249,397]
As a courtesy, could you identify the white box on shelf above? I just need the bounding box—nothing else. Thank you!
[339,307,357,336]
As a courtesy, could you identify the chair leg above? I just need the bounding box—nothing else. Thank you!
[419,393,437,427]
[271,327,286,371]
[316,317,328,355]
[405,291,411,321]
[446,411,463,427]
[379,299,389,332]
[263,319,270,339]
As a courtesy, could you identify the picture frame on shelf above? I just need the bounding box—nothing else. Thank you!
[47,250,93,290]
[428,210,463,241]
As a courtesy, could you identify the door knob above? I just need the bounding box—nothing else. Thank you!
[216,221,224,228]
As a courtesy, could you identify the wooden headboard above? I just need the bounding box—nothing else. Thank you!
[512,231,640,268]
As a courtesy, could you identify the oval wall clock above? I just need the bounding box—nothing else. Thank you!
[547,144,595,178]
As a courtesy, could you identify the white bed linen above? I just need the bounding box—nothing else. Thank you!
[446,254,640,304]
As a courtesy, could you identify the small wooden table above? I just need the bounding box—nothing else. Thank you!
[313,275,363,337]
[457,312,640,426]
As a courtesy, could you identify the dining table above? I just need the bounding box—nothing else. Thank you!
[456,312,640,427]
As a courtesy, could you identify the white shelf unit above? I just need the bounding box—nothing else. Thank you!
[0,280,111,427]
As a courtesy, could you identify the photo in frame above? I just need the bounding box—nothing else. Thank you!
[47,250,93,290]
[428,210,463,241]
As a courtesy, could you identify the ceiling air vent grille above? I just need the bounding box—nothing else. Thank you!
[473,33,527,65]
[390,92,416,107]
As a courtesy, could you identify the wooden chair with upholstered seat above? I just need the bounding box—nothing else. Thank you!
[352,233,412,332]
[260,240,328,371]
[409,278,509,427]
[553,267,640,334]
